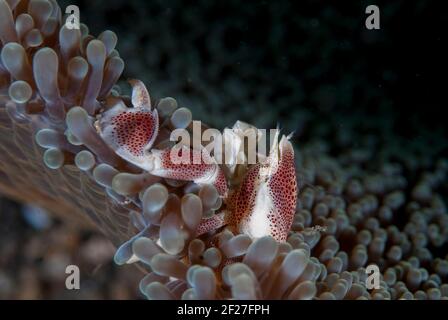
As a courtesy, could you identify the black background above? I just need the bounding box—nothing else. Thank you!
[61,0,448,132]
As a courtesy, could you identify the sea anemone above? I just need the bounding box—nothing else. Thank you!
[0,0,447,300]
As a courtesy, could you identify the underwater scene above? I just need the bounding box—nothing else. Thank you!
[0,0,447,302]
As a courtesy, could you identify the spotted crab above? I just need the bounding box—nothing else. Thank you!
[98,80,298,242]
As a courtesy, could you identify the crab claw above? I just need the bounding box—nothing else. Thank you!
[266,134,298,241]
[230,131,297,242]
[98,80,159,170]
[148,145,228,196]
[129,79,151,109]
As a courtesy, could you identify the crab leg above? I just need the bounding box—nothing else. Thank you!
[195,212,226,236]
[148,146,228,196]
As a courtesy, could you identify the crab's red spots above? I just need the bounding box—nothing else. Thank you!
[266,140,297,241]
[213,170,228,198]
[159,147,212,180]
[196,213,225,236]
[111,109,157,157]
[227,163,259,226]
[99,80,159,170]
[153,147,228,196]
[225,134,297,242]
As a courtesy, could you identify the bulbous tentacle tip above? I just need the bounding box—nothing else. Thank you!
[128,78,151,109]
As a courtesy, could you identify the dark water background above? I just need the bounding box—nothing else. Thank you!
[59,0,447,151]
